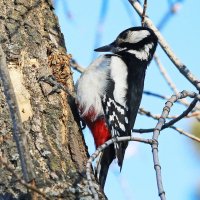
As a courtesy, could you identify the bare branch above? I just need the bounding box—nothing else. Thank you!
[86,136,153,200]
[187,111,200,118]
[164,97,198,127]
[138,108,200,142]
[0,46,35,182]
[144,90,170,101]
[128,0,200,91]
[139,107,200,120]
[171,126,200,143]
[151,140,165,200]
[154,54,190,106]
[154,54,179,95]
[143,90,186,106]
[134,91,199,134]
[85,91,199,199]
[151,90,199,200]
[141,0,148,26]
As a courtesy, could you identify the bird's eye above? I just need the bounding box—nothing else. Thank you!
[120,32,128,39]
[116,31,129,45]
[117,38,124,44]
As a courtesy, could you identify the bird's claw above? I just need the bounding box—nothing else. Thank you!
[38,75,64,96]
[80,119,86,130]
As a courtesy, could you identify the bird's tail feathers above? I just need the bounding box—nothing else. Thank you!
[95,144,115,189]
[115,141,128,171]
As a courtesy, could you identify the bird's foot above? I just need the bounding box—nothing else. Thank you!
[38,75,65,96]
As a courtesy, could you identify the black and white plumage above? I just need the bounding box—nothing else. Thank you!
[76,27,158,188]
[101,93,129,167]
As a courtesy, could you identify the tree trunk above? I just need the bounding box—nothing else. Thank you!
[0,0,106,199]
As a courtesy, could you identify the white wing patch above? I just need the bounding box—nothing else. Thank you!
[101,94,129,164]
[127,42,154,61]
[126,30,150,44]
[102,94,129,138]
[110,56,128,107]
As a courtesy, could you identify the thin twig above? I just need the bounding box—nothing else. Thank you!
[140,108,200,142]
[85,91,200,199]
[144,90,200,113]
[0,156,48,199]
[144,90,170,101]
[86,136,153,200]
[154,54,179,95]
[87,90,200,199]
[137,108,200,143]
[143,90,186,106]
[139,107,200,120]
[134,91,199,133]
[151,90,199,200]
[141,0,147,26]
[163,97,198,127]
[157,1,182,30]
[171,126,200,143]
[187,111,200,118]
[154,54,189,106]
[128,0,200,91]
[0,46,35,182]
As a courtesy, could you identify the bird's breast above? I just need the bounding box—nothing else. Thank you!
[76,55,129,120]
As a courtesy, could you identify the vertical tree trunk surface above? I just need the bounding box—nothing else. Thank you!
[0,0,106,199]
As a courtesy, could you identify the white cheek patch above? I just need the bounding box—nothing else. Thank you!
[126,30,150,43]
[127,42,154,61]
[113,47,127,53]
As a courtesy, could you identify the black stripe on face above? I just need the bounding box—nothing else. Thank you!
[117,41,157,63]
[116,30,157,50]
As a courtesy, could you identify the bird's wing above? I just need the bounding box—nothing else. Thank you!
[100,55,130,168]
[125,59,147,131]
[101,93,129,169]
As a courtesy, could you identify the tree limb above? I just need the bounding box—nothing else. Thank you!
[86,136,153,200]
[151,90,199,200]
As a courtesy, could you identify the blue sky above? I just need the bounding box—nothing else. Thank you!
[55,1,200,199]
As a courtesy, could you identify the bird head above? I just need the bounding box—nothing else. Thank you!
[94,27,158,62]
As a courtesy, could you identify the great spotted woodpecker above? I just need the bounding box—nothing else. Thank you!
[75,27,158,188]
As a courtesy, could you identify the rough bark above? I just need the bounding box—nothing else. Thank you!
[0,0,106,199]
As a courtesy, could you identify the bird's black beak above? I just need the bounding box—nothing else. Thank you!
[94,42,115,52]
